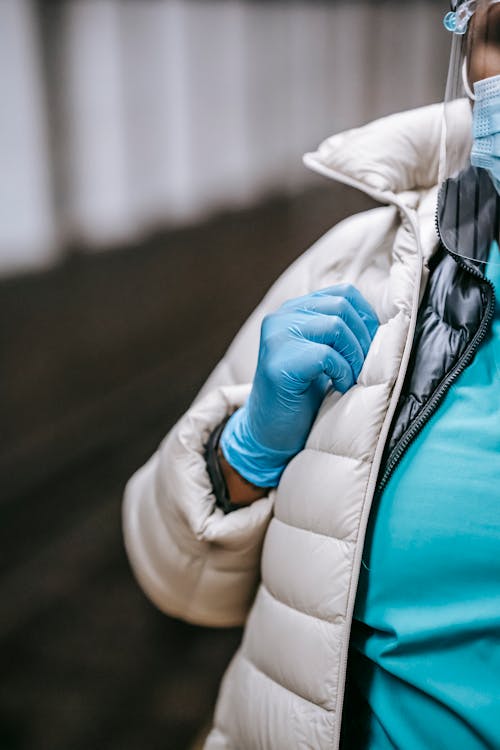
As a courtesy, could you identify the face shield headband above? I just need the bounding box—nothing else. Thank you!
[439,0,500,266]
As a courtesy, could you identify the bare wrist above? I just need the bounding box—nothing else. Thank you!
[218,447,268,505]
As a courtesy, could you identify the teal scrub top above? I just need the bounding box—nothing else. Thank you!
[349,242,500,748]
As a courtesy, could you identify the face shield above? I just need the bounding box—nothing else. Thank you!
[439,0,500,266]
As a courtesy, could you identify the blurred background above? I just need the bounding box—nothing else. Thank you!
[1,1,449,748]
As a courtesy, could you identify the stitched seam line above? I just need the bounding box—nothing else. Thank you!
[272,515,356,544]
[300,446,371,463]
[240,651,335,714]
[260,580,345,627]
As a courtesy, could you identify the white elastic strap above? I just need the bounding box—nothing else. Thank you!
[462,57,476,101]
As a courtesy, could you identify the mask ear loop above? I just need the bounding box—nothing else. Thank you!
[462,57,476,100]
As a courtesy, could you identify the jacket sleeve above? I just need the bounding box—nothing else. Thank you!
[122,215,367,627]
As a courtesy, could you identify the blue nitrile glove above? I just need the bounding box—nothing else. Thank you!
[220,284,379,488]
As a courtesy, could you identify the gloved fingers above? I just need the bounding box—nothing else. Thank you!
[294,342,354,393]
[292,314,366,380]
[289,296,374,357]
[279,284,379,339]
[316,284,379,339]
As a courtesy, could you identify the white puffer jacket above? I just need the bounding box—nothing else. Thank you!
[123,102,470,749]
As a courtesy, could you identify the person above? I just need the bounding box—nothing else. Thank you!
[123,2,500,747]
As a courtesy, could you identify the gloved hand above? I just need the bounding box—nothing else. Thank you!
[220,284,379,488]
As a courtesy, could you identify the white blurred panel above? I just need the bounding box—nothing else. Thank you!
[327,4,375,129]
[286,4,379,191]
[0,0,58,273]
[370,3,432,119]
[241,3,294,197]
[60,0,132,247]
[120,1,193,227]
[173,0,251,216]
[287,5,337,191]
[405,2,451,106]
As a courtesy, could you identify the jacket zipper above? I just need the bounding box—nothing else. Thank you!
[313,172,431,750]
[375,218,496,497]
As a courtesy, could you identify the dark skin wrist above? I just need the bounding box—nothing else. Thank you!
[218,448,269,506]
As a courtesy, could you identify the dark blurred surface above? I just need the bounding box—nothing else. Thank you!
[0,183,376,750]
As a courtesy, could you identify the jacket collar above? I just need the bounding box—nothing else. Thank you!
[303,101,471,206]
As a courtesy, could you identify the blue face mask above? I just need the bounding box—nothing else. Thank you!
[471,73,500,193]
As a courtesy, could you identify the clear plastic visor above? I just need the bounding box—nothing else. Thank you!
[440,0,500,266]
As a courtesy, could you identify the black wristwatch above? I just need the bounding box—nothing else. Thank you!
[204,418,242,514]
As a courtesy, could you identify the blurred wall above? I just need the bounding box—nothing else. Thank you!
[0,0,450,275]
